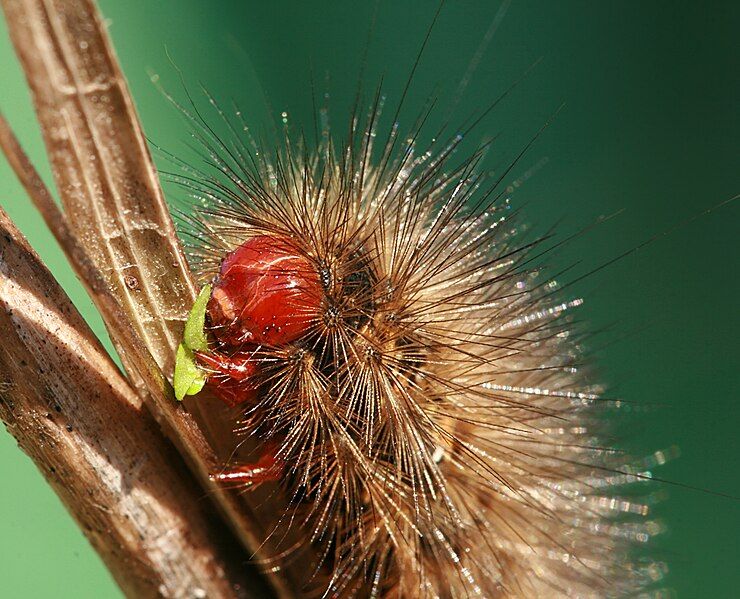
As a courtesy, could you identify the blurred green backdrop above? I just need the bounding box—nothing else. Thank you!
[0,1,737,597]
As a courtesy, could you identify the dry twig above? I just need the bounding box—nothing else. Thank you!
[0,207,263,598]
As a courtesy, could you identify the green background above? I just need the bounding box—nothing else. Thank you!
[1,1,737,597]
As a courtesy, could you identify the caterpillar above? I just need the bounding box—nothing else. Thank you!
[148,1,734,597]
[167,57,662,599]
[0,1,736,597]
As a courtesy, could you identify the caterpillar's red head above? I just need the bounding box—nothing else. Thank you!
[206,235,323,348]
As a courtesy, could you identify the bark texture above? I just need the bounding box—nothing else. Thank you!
[0,207,264,598]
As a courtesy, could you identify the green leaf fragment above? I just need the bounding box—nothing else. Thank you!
[173,284,212,401]
[174,343,207,401]
[183,284,212,351]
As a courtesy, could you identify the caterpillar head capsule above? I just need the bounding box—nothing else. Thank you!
[206,235,323,348]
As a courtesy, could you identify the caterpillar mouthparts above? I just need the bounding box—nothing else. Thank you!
[169,76,663,599]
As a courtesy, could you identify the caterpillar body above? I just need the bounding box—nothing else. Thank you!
[168,17,662,598]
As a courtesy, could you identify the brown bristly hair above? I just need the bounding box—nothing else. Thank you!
[159,66,665,597]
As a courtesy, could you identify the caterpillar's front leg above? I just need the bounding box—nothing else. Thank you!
[211,445,283,489]
[195,350,283,487]
[194,349,261,407]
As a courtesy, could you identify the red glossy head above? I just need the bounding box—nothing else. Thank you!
[207,235,323,347]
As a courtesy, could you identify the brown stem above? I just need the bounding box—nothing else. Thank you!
[0,206,268,598]
[0,111,171,409]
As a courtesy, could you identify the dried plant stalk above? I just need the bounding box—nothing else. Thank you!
[0,111,171,407]
[0,206,263,599]
[0,0,305,596]
[0,0,194,372]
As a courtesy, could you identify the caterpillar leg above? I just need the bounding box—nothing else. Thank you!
[195,349,260,407]
[211,446,282,489]
[196,349,281,487]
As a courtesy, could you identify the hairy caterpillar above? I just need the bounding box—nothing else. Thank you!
[1,0,737,597]
[166,10,666,597]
